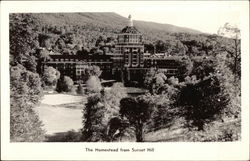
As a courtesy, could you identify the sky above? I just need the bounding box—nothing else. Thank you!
[113,1,242,34]
[2,1,246,34]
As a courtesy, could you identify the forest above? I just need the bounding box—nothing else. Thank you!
[10,13,241,142]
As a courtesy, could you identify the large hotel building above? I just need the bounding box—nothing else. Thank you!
[42,15,180,83]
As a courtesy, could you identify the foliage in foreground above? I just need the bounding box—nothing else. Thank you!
[177,75,229,130]
[183,119,241,142]
[120,95,154,142]
[141,52,241,141]
[82,83,128,142]
[10,65,45,142]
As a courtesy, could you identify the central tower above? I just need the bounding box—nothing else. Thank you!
[114,15,144,69]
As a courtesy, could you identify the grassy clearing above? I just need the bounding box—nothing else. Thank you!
[41,94,85,105]
[35,94,86,135]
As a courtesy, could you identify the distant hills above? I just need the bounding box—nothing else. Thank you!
[31,12,202,36]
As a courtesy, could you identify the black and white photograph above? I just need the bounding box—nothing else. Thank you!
[1,1,249,160]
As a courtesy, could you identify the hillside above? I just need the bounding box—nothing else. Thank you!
[10,12,222,60]
[31,12,202,36]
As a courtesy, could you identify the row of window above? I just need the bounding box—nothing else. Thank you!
[52,59,112,62]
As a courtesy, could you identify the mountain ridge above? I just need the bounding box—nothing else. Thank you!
[31,12,202,34]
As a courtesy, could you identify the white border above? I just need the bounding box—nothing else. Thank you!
[1,1,249,160]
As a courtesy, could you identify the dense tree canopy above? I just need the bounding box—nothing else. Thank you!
[10,65,45,142]
[9,14,40,71]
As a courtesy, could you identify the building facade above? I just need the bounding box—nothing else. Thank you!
[115,15,144,68]
[42,15,180,83]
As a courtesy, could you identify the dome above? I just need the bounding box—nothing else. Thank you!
[121,26,141,34]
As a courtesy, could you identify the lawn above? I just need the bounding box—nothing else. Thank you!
[34,94,86,135]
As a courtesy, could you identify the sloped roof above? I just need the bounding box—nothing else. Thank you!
[121,26,141,34]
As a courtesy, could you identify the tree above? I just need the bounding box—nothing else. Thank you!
[176,51,240,131]
[86,76,102,93]
[38,34,52,49]
[144,68,170,94]
[143,76,181,131]
[22,55,38,73]
[177,75,229,130]
[76,83,84,94]
[82,94,107,141]
[102,83,128,139]
[190,57,214,80]
[153,72,167,93]
[144,68,157,93]
[177,56,193,80]
[155,40,167,53]
[56,76,75,93]
[104,83,127,113]
[144,43,154,54]
[10,65,45,142]
[217,23,241,78]
[55,38,66,52]
[95,35,106,47]
[42,66,60,88]
[214,53,241,119]
[9,14,40,70]
[146,92,180,131]
[81,83,128,142]
[120,95,154,142]
[164,40,187,56]
[38,48,51,61]
[80,65,102,83]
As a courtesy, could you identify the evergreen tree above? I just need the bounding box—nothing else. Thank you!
[82,94,107,141]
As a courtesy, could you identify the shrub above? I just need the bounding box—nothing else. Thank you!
[56,76,74,93]
[86,76,102,93]
[42,66,60,88]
